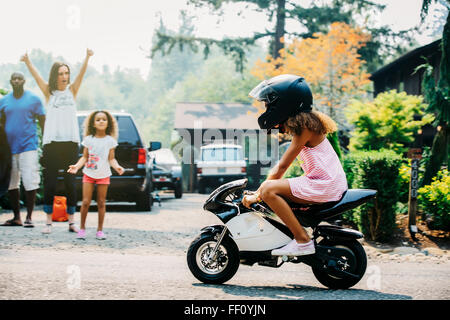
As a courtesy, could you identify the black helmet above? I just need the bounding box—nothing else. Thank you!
[249,74,313,131]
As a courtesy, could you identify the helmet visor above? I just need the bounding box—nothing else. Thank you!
[249,80,279,104]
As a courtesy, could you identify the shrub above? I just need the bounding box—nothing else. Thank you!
[418,169,450,231]
[342,149,403,242]
[346,90,433,153]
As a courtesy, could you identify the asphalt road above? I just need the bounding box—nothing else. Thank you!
[0,193,449,303]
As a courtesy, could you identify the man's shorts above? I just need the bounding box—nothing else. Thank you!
[9,150,40,191]
[82,174,110,185]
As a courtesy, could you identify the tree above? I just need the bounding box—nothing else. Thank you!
[346,90,434,153]
[419,0,450,186]
[151,0,416,72]
[140,53,261,147]
[252,22,371,128]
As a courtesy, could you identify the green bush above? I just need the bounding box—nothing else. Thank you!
[418,169,450,231]
[346,90,433,153]
[342,149,403,242]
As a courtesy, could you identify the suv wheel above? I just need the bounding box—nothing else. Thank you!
[136,189,153,211]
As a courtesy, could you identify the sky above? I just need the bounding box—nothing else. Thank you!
[0,0,446,79]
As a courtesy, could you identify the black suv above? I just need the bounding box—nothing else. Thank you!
[56,111,161,211]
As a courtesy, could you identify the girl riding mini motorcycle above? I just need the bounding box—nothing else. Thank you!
[243,74,348,257]
[186,74,377,289]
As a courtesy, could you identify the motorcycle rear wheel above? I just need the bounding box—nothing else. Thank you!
[187,233,240,284]
[312,239,367,289]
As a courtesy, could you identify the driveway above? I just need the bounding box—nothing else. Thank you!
[0,193,449,301]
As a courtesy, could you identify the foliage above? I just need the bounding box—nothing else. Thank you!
[151,0,417,73]
[282,157,303,179]
[346,90,433,153]
[342,149,403,242]
[0,88,8,96]
[252,22,371,130]
[417,4,450,185]
[140,54,262,148]
[418,169,450,230]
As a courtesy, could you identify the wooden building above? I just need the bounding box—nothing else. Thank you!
[370,39,442,147]
[370,39,442,96]
[173,102,279,192]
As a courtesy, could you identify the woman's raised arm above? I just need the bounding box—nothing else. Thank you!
[70,48,94,98]
[21,53,50,100]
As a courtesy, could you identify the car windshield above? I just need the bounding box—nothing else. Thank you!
[202,147,243,161]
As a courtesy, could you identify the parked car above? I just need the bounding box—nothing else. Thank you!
[56,111,161,211]
[196,143,247,194]
[149,148,183,199]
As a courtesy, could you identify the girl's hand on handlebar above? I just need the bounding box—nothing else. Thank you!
[242,194,259,209]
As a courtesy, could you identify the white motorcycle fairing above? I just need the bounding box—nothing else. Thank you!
[225,211,291,251]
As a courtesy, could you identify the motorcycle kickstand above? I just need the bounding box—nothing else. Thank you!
[208,226,228,261]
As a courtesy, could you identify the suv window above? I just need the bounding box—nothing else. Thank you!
[202,147,243,161]
[77,115,142,147]
[116,116,142,146]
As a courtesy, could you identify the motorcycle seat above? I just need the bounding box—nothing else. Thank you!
[287,189,377,227]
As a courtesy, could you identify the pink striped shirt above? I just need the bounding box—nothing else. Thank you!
[288,138,347,202]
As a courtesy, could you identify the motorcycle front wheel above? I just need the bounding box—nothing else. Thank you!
[187,233,240,284]
[312,239,367,289]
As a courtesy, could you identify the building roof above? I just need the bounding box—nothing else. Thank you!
[370,39,441,81]
[174,102,261,130]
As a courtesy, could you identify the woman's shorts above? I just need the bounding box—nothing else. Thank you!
[82,174,110,185]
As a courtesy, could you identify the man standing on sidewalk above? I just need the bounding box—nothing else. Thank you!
[0,72,45,227]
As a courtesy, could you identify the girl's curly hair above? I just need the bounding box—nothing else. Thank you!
[83,110,118,140]
[284,110,337,136]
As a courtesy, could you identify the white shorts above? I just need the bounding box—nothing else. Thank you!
[9,150,41,191]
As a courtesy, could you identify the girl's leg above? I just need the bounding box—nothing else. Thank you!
[259,179,314,243]
[96,184,109,232]
[80,182,94,230]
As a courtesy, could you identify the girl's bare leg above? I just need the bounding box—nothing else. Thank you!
[80,182,94,230]
[96,184,108,231]
[259,179,314,243]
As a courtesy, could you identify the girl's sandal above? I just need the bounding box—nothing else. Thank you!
[42,224,52,234]
[68,223,78,233]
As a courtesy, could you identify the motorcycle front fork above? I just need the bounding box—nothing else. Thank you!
[208,226,229,260]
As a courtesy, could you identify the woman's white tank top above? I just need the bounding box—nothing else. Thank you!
[42,87,80,145]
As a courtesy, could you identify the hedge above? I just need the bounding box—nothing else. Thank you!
[342,149,403,242]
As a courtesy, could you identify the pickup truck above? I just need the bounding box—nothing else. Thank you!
[196,143,247,193]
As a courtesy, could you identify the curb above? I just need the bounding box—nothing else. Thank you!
[364,245,449,263]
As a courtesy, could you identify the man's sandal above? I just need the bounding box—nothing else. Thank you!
[1,219,23,226]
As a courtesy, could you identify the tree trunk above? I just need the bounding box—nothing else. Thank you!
[273,0,286,59]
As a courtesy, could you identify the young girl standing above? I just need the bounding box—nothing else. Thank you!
[67,110,124,240]
[242,74,348,257]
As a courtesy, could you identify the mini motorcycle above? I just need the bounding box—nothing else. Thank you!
[187,179,377,289]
